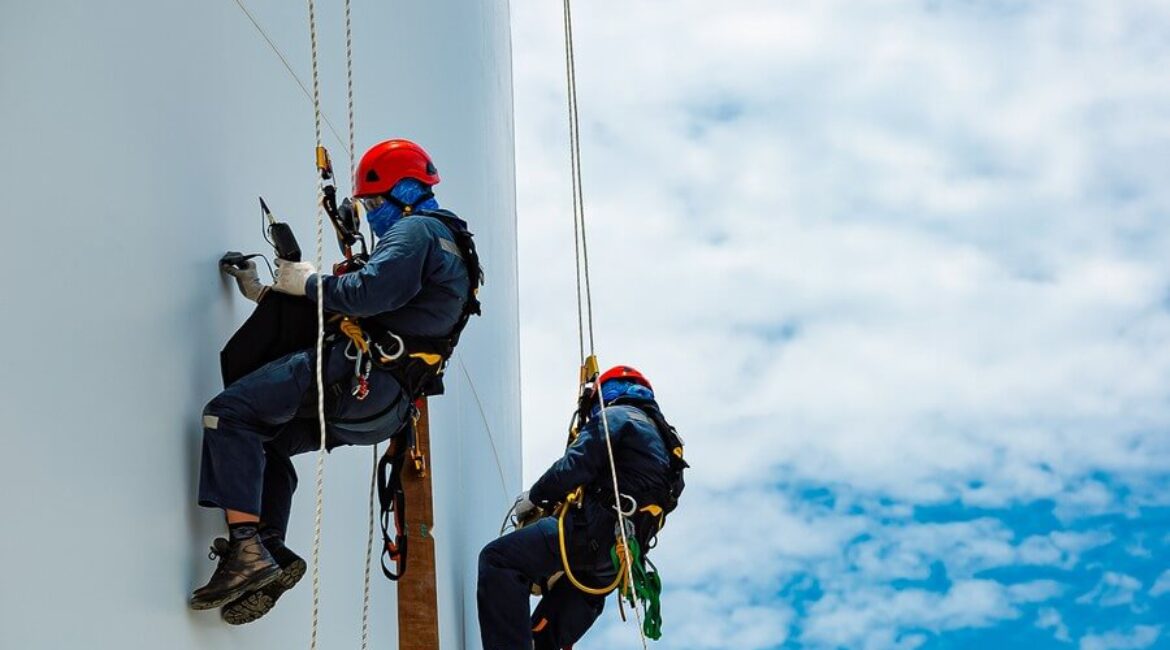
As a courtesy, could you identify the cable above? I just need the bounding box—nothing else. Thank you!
[456,355,512,498]
[231,0,351,157]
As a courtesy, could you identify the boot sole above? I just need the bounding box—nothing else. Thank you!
[189,565,283,611]
[221,557,307,625]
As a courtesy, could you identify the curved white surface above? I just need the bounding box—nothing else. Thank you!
[0,2,520,648]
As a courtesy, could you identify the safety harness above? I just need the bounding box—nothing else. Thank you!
[315,190,483,581]
[537,396,687,639]
[363,208,483,581]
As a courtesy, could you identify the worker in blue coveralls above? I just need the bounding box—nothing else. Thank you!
[189,139,479,624]
[478,365,684,650]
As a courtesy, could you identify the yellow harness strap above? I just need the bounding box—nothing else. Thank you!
[556,488,625,596]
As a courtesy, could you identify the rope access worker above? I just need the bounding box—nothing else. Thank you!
[478,365,686,650]
[188,139,481,623]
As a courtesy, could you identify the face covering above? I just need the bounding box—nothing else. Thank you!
[365,200,402,238]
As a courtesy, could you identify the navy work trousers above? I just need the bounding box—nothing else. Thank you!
[478,516,612,650]
[197,343,410,534]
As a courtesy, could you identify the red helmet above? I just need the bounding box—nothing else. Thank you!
[598,365,652,391]
[354,139,441,197]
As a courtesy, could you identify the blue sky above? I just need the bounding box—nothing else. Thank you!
[511,1,1170,649]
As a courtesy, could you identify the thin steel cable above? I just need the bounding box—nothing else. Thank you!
[306,0,328,648]
[457,355,512,497]
[231,0,351,157]
[562,2,648,647]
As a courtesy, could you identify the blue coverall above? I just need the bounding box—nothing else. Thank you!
[478,402,671,650]
[198,213,469,535]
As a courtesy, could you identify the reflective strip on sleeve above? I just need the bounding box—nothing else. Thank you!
[438,238,463,260]
[203,414,219,430]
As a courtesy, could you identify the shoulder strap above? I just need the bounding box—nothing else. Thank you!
[609,397,688,468]
[416,209,483,327]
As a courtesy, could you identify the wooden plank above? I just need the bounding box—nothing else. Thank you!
[398,399,440,650]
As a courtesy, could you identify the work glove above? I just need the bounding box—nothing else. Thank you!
[273,259,316,297]
[513,490,538,520]
[220,258,267,303]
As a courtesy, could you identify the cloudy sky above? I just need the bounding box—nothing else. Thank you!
[510,2,1170,649]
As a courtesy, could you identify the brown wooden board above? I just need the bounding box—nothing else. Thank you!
[398,399,440,650]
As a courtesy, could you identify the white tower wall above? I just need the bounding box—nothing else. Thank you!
[0,2,520,648]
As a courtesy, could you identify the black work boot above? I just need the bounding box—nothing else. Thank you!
[189,526,283,611]
[221,530,307,625]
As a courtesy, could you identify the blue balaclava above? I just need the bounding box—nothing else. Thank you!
[589,379,655,420]
[366,177,440,238]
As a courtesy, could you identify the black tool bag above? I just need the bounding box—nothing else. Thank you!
[219,291,319,387]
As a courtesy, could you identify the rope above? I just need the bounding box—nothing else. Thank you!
[562,0,586,365]
[337,2,379,647]
[561,2,648,647]
[230,0,351,157]
[344,0,356,190]
[306,0,328,648]
[557,490,625,595]
[361,444,378,650]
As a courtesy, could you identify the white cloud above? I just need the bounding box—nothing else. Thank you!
[511,0,1170,647]
[803,579,1032,648]
[1080,625,1162,650]
[1076,572,1143,609]
[589,589,793,650]
[1148,570,1170,598]
[1037,606,1072,643]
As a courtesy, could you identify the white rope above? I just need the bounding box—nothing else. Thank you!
[306,1,328,648]
[563,0,586,365]
[344,0,356,192]
[562,2,648,647]
[361,445,377,650]
[338,2,378,647]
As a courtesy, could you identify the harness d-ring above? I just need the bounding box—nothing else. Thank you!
[614,493,637,518]
[375,332,406,363]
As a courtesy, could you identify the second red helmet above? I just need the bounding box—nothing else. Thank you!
[598,365,653,391]
[354,139,441,197]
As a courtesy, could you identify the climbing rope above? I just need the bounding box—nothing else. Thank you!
[561,1,649,647]
[306,0,328,647]
[563,0,587,365]
[335,1,380,646]
[361,445,377,650]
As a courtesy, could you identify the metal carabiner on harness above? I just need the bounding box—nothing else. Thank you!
[342,334,373,401]
[613,493,638,538]
[375,332,406,364]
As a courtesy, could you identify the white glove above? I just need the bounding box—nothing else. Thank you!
[220,259,267,303]
[273,259,316,296]
[513,490,538,520]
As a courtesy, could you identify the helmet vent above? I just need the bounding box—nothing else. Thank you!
[366,169,380,182]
